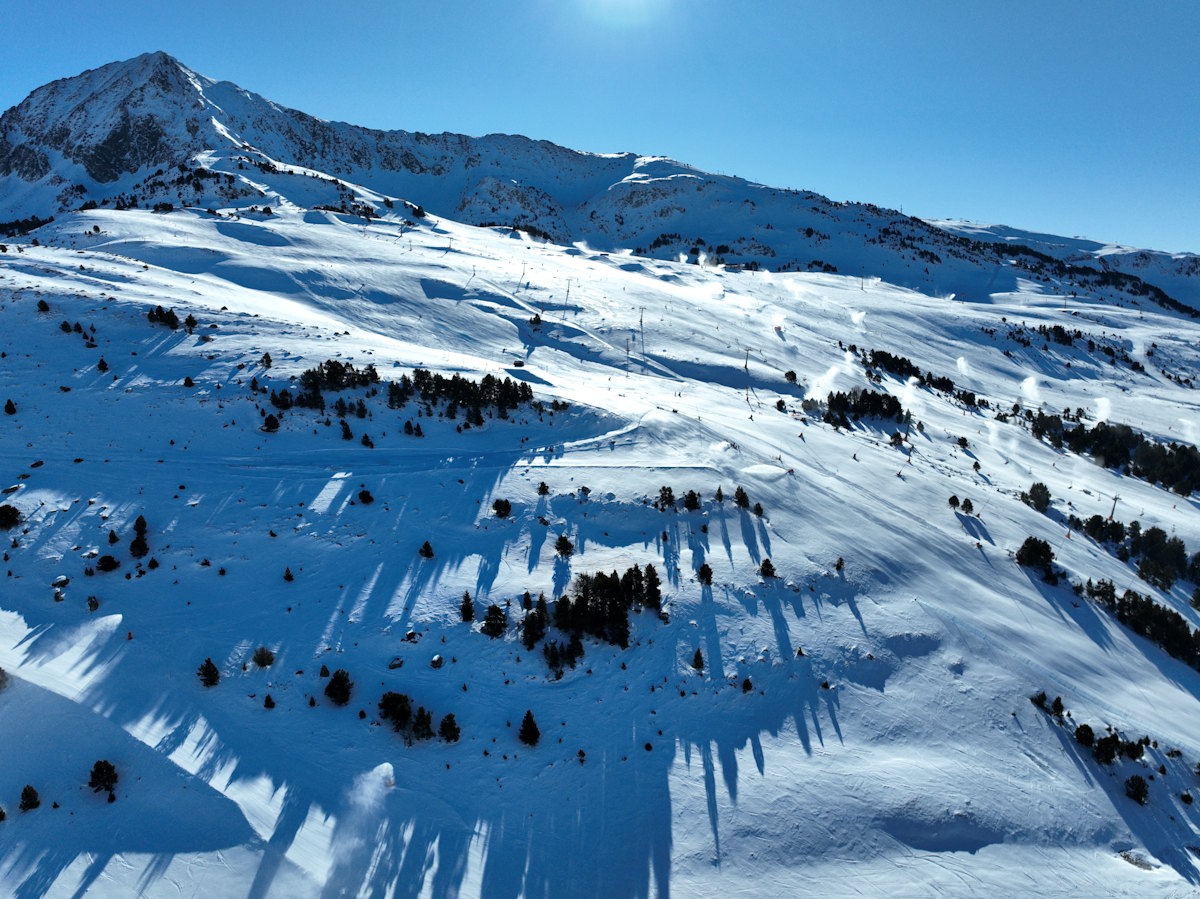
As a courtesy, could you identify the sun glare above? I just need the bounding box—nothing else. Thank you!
[580,0,672,28]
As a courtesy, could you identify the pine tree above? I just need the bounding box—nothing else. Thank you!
[460,590,475,623]
[253,646,275,668]
[644,564,662,608]
[555,534,574,557]
[3,399,14,415]
[413,706,433,740]
[714,485,724,503]
[760,558,776,578]
[197,657,220,687]
[481,604,507,638]
[419,540,434,559]
[519,710,540,746]
[379,692,412,731]
[263,413,280,432]
[19,785,39,811]
[692,648,704,671]
[697,563,713,586]
[324,669,353,705]
[88,760,118,795]
[439,713,460,742]
[129,513,149,558]
[734,486,749,509]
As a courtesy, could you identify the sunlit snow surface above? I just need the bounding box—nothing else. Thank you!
[0,206,1198,897]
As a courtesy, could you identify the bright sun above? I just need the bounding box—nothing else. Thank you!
[581,0,672,28]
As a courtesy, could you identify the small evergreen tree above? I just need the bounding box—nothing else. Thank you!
[692,648,704,671]
[88,760,118,795]
[379,691,412,731]
[697,563,713,586]
[734,486,750,509]
[283,566,294,581]
[0,505,21,529]
[961,498,974,514]
[460,590,475,623]
[413,707,434,740]
[3,399,14,415]
[481,604,507,638]
[1016,536,1054,570]
[252,646,275,668]
[555,534,574,557]
[439,713,460,742]
[324,669,353,705]
[683,490,701,511]
[753,502,764,517]
[129,514,149,558]
[519,709,540,746]
[760,558,776,578]
[1026,482,1051,513]
[197,657,220,687]
[1074,723,1095,747]
[644,564,662,608]
[1125,774,1148,805]
[19,785,39,811]
[538,481,550,496]
[714,485,724,503]
[493,498,512,518]
[263,414,279,432]
[419,540,434,559]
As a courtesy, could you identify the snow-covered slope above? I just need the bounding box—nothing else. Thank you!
[2,53,1197,315]
[1,53,1200,899]
[1,200,1199,897]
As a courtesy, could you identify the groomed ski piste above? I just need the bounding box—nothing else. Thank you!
[1,199,1199,897]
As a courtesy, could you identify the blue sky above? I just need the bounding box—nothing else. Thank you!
[2,0,1196,252]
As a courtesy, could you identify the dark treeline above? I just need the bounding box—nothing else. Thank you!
[537,565,663,677]
[387,369,534,417]
[0,214,53,237]
[1068,514,1196,590]
[1032,413,1199,496]
[1085,578,1200,669]
[823,389,905,428]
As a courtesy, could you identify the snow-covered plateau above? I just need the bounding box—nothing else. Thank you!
[0,53,1199,898]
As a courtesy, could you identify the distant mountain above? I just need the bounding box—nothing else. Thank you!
[2,51,1197,312]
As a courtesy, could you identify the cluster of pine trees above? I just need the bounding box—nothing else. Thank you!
[863,348,954,393]
[1030,692,1159,805]
[1031,414,1199,496]
[1067,514,1196,590]
[293,359,381,409]
[552,564,662,651]
[146,305,180,329]
[823,389,906,428]
[1084,579,1200,669]
[379,691,459,743]
[386,369,534,418]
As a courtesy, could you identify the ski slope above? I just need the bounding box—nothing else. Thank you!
[0,202,1198,897]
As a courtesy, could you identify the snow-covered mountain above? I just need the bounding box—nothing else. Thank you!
[1,54,1200,899]
[2,52,1197,314]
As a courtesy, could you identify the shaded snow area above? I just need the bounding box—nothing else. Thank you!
[1,205,1199,898]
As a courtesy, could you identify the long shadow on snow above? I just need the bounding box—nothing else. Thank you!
[1,432,850,899]
[1044,713,1200,884]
